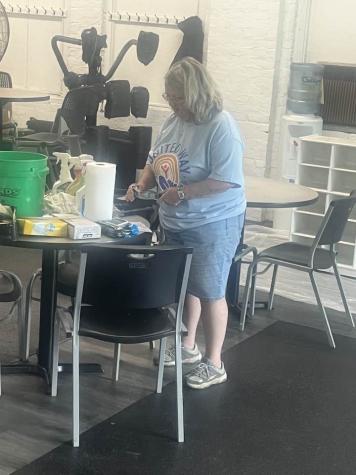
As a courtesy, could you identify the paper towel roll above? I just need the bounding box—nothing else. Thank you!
[83,162,116,221]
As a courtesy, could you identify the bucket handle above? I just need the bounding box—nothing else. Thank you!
[31,168,49,179]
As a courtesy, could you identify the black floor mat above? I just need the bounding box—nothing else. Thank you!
[14,321,356,475]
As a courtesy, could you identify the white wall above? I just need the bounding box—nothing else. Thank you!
[307,0,356,64]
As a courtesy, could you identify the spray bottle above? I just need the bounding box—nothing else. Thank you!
[52,153,74,193]
[66,154,94,197]
[67,155,95,214]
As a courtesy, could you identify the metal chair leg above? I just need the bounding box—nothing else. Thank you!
[16,297,25,361]
[156,337,166,394]
[332,261,355,327]
[23,269,42,361]
[309,272,336,349]
[72,332,80,447]
[112,343,121,382]
[240,262,254,331]
[250,262,258,317]
[249,249,258,317]
[51,316,61,397]
[268,265,278,311]
[175,333,184,443]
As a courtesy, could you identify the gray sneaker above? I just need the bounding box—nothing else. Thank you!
[185,358,227,389]
[154,343,202,367]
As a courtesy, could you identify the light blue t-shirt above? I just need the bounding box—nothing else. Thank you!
[146,111,246,231]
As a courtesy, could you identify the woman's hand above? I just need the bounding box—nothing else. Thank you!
[159,187,181,206]
[125,183,140,202]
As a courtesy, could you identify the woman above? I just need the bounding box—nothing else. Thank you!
[126,57,246,390]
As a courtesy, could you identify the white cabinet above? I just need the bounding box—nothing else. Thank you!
[291,134,356,270]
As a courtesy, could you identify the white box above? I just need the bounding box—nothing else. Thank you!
[63,216,101,240]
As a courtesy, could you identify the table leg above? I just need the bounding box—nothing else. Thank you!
[38,249,58,376]
[2,250,57,389]
[38,250,103,388]
[3,248,102,393]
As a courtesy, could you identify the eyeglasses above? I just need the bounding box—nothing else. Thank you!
[162,92,184,103]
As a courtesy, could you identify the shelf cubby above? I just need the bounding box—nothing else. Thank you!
[299,141,332,167]
[298,165,329,190]
[333,145,356,171]
[330,168,356,194]
[335,243,355,268]
[342,221,356,244]
[293,212,323,237]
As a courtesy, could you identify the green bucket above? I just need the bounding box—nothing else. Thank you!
[0,151,48,217]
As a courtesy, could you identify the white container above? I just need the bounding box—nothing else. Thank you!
[64,216,101,240]
[82,162,116,222]
[280,114,323,180]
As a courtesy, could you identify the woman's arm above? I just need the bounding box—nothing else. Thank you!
[125,165,156,201]
[184,179,234,199]
[160,179,235,205]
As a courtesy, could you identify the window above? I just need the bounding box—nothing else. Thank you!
[321,64,356,128]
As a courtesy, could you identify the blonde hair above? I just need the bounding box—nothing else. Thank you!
[165,57,223,124]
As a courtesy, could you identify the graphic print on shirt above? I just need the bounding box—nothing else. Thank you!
[149,143,191,192]
[152,153,180,191]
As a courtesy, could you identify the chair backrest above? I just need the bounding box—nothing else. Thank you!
[0,71,12,88]
[0,71,12,124]
[77,244,193,311]
[314,194,356,247]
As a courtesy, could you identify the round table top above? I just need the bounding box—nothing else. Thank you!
[245,176,318,209]
[0,88,50,103]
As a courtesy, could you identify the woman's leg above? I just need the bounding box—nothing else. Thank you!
[200,297,228,367]
[182,293,201,349]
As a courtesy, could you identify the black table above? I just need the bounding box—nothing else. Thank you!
[2,232,150,391]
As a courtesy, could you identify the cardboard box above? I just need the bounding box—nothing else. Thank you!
[62,216,101,240]
[17,218,68,237]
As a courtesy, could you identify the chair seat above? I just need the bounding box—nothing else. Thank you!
[57,261,78,297]
[259,242,335,270]
[22,132,63,145]
[78,306,178,343]
[0,272,22,302]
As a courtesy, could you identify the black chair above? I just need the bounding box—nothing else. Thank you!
[0,270,24,394]
[0,71,12,88]
[241,193,356,347]
[51,244,192,447]
[231,243,257,317]
[15,86,101,157]
[0,71,17,140]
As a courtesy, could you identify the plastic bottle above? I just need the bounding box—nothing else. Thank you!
[52,153,74,193]
[67,154,95,214]
[66,154,94,196]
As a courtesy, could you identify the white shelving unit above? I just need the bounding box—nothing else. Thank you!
[291,133,356,271]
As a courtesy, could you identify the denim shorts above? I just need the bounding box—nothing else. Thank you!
[164,214,244,300]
